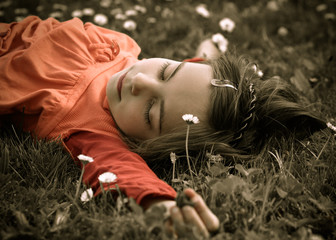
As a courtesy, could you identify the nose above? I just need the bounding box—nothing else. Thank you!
[131,73,159,96]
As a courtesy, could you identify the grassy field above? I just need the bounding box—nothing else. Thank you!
[1,0,336,239]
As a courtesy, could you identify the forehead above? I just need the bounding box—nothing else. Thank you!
[161,62,212,133]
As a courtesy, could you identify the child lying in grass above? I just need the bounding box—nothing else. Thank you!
[0,16,326,237]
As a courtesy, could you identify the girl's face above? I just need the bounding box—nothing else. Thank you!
[106,58,212,140]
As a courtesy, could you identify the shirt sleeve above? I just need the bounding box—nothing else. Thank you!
[63,130,176,207]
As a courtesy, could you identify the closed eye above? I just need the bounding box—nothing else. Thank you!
[158,62,170,80]
[144,98,156,126]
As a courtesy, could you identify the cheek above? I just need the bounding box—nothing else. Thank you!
[113,102,144,133]
[164,114,184,133]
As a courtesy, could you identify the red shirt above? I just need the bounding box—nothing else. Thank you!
[0,16,176,206]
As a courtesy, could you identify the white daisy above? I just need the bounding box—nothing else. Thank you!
[125,9,137,17]
[98,172,117,183]
[182,114,200,125]
[100,0,112,8]
[219,18,235,32]
[195,4,210,18]
[134,5,147,14]
[72,10,83,18]
[123,20,137,31]
[77,154,94,164]
[212,33,229,53]
[83,8,95,16]
[80,188,94,203]
[94,14,108,25]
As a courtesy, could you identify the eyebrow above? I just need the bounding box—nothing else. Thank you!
[167,62,185,81]
[159,62,186,134]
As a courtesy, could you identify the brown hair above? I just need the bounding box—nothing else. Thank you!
[125,52,326,169]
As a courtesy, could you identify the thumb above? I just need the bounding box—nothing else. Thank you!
[184,188,220,232]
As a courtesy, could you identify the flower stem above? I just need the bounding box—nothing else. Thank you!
[75,165,85,200]
[99,181,105,194]
[172,161,175,181]
[185,125,194,187]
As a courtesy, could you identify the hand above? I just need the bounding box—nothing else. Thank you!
[147,188,219,238]
[195,39,220,60]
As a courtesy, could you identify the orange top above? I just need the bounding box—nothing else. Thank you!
[0,16,176,205]
[1,16,137,138]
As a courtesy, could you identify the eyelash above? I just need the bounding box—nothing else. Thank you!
[144,62,169,126]
[158,62,170,80]
[144,99,156,125]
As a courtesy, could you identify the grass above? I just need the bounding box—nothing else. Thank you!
[1,0,336,239]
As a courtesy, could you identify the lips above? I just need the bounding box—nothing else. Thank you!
[117,71,127,99]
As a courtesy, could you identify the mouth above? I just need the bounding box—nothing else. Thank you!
[117,71,128,99]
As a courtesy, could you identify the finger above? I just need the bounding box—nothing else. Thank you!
[181,205,209,238]
[184,188,220,232]
[163,218,176,239]
[170,206,186,236]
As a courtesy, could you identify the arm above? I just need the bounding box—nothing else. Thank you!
[64,131,219,236]
[63,131,176,206]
